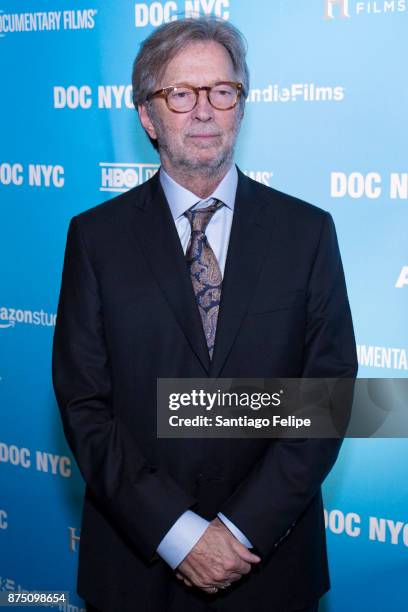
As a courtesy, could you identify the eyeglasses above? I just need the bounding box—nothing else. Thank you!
[146,81,243,113]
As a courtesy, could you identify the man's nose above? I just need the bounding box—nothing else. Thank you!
[191,90,214,121]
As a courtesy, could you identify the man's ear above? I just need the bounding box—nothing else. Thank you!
[138,104,158,140]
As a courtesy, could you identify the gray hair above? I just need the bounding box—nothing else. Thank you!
[131,16,249,110]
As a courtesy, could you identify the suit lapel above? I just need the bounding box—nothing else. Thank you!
[130,173,211,374]
[209,168,277,379]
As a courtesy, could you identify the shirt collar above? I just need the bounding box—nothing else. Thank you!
[159,164,238,221]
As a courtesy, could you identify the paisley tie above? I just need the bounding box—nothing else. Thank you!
[184,199,224,360]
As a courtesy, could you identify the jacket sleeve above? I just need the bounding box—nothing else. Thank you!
[52,216,197,562]
[218,212,358,559]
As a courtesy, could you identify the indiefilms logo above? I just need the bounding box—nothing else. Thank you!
[324,0,407,18]
[0,8,97,37]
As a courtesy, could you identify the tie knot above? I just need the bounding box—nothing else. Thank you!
[184,199,223,233]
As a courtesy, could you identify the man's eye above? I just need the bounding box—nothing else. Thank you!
[213,88,233,96]
[172,91,192,98]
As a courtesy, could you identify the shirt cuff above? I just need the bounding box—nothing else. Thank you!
[156,510,210,569]
[217,512,254,548]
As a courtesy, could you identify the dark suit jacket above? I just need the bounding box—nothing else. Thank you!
[52,167,358,612]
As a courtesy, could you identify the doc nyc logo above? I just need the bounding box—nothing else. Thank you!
[324,0,351,18]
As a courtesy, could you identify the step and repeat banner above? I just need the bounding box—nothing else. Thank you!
[1,1,407,610]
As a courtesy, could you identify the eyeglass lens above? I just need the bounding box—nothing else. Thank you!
[167,84,238,111]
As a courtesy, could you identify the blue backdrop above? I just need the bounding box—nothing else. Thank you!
[1,1,407,610]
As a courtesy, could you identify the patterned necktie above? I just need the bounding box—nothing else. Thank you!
[184,199,224,360]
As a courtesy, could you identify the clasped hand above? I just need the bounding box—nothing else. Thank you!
[175,517,261,594]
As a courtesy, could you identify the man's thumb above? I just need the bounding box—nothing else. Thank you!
[235,543,261,563]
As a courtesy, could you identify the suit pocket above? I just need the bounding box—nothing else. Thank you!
[247,289,305,315]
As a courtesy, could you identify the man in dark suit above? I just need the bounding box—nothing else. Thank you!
[52,16,357,612]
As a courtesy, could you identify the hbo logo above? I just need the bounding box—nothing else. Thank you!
[101,166,158,190]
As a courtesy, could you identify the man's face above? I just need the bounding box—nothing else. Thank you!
[138,41,244,176]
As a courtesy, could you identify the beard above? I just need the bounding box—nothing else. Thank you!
[161,138,233,176]
[147,105,240,177]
